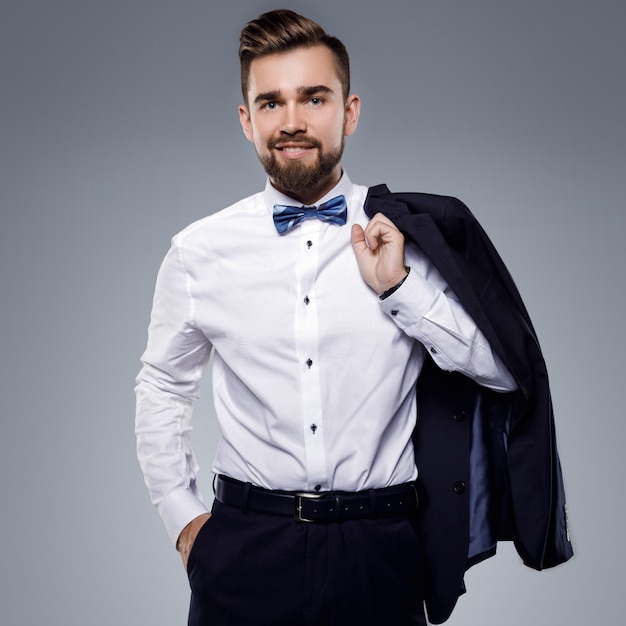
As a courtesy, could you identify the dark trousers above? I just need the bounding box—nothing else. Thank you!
[187,499,427,626]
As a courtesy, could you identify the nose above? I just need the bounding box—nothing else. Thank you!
[280,102,306,135]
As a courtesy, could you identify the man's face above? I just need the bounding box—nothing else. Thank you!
[239,45,360,204]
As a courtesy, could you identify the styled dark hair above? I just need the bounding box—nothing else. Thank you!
[239,9,350,102]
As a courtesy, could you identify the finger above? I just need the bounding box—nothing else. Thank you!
[365,212,394,230]
[364,213,397,237]
[364,214,402,246]
[370,212,398,229]
[363,222,390,249]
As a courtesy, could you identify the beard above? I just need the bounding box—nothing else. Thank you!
[257,134,345,196]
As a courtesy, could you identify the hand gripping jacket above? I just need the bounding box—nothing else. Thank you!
[365,185,573,624]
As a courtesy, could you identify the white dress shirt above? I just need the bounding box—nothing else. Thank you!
[135,173,517,544]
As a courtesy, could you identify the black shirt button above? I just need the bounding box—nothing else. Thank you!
[306,358,313,368]
[306,240,313,249]
[391,310,399,316]
[430,347,437,354]
[310,424,317,434]
[304,296,310,305]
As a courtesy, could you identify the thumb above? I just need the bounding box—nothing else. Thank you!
[351,223,368,253]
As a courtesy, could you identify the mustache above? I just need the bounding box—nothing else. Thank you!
[267,134,323,150]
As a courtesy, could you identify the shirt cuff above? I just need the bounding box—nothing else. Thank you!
[157,487,211,546]
[379,266,438,325]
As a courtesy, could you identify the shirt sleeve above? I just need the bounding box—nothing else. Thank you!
[379,250,518,393]
[135,238,213,545]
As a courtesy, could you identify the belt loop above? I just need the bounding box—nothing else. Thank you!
[241,482,252,515]
[369,488,377,519]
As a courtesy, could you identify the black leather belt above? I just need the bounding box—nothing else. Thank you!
[215,475,418,522]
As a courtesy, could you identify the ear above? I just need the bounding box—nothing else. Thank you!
[343,94,361,137]
[238,104,254,143]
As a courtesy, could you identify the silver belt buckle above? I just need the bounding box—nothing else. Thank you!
[295,492,324,522]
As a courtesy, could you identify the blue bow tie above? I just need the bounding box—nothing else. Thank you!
[272,195,347,235]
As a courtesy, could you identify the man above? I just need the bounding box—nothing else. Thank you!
[136,9,570,626]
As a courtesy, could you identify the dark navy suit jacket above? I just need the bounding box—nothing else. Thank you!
[365,185,573,624]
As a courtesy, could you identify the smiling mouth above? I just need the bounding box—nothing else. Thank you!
[275,143,314,152]
[269,135,322,153]
[273,144,317,160]
[267,134,323,161]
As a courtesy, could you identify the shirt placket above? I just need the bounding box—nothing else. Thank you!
[294,220,327,490]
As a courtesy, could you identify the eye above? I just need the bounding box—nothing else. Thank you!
[262,101,278,111]
[309,97,323,106]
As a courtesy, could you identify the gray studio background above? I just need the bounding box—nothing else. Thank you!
[1,0,624,624]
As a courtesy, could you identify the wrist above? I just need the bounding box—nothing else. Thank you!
[176,513,211,552]
[379,268,410,300]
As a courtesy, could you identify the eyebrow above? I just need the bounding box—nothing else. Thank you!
[298,85,334,97]
[253,85,335,105]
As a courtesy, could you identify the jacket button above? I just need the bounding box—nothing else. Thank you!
[453,409,466,422]
[453,481,466,495]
